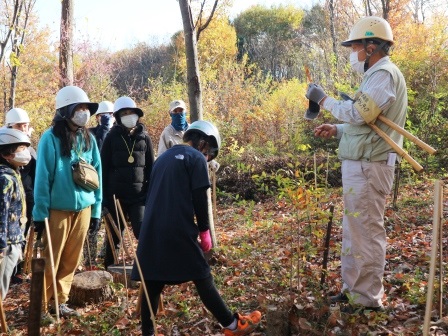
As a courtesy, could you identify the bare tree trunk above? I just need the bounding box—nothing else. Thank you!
[328,0,338,69]
[381,0,390,20]
[8,0,35,109]
[178,0,202,122]
[60,0,74,87]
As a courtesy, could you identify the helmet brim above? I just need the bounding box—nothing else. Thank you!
[114,108,143,118]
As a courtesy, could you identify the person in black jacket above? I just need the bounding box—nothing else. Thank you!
[101,96,155,269]
[84,100,114,268]
[89,100,115,150]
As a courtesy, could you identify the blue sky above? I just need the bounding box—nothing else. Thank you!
[34,0,317,50]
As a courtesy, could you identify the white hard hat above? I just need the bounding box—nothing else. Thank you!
[113,96,143,117]
[5,108,30,126]
[169,100,187,113]
[184,120,221,160]
[95,101,114,115]
[55,86,98,116]
[342,16,394,47]
[0,128,30,146]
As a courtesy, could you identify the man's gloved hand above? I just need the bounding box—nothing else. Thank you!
[199,230,212,252]
[306,83,327,104]
[102,206,110,217]
[34,221,45,235]
[208,160,220,173]
[89,218,101,233]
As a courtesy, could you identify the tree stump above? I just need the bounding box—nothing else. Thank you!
[107,264,139,288]
[69,270,113,306]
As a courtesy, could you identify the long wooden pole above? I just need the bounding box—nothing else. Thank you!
[0,293,7,332]
[369,123,423,172]
[44,218,59,322]
[377,115,436,154]
[24,225,35,274]
[115,199,158,333]
[423,180,443,336]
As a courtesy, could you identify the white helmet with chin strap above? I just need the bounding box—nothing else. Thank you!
[0,128,30,146]
[342,16,394,71]
[184,120,221,160]
[5,108,30,126]
[55,86,98,118]
[95,101,114,115]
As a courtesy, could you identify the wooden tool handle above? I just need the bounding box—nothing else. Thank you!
[377,115,436,154]
[369,123,423,172]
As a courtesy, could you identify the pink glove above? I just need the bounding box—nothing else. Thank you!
[199,230,212,252]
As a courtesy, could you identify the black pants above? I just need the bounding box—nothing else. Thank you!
[141,274,234,335]
[104,201,144,268]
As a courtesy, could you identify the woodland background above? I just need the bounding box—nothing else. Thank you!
[1,0,448,335]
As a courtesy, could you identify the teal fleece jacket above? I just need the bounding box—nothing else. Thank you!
[33,128,102,221]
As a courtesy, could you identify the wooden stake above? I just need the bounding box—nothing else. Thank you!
[115,198,158,332]
[423,180,443,336]
[44,218,59,323]
[24,225,35,274]
[0,293,8,333]
[28,258,45,336]
[103,217,119,265]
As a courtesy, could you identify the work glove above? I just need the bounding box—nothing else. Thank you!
[34,221,45,239]
[306,83,327,104]
[199,230,212,252]
[208,160,220,173]
[102,206,110,217]
[89,218,101,233]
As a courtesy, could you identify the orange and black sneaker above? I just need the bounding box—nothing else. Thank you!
[223,311,262,336]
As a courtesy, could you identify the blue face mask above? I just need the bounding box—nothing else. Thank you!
[171,112,187,131]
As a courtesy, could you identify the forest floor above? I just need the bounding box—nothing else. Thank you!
[2,175,448,335]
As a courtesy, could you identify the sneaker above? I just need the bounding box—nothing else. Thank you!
[51,303,81,318]
[329,292,349,304]
[10,274,24,284]
[223,311,262,336]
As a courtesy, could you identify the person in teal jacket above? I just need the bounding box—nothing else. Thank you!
[33,86,101,318]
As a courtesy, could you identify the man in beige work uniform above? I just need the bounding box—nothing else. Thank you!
[306,16,408,310]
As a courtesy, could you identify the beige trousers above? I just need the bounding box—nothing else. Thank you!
[341,159,394,307]
[43,207,90,304]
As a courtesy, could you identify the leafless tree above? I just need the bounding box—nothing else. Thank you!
[178,0,218,122]
[60,0,74,87]
[0,0,35,112]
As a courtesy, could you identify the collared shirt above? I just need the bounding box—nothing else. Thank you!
[323,56,396,126]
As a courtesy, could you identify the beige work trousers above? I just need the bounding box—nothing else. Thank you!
[341,159,394,307]
[42,207,90,304]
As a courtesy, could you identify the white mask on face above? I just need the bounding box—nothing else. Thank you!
[71,110,91,127]
[12,148,31,166]
[349,49,366,74]
[121,114,139,128]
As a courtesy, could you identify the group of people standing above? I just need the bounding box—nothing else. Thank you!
[0,14,408,336]
[0,85,261,335]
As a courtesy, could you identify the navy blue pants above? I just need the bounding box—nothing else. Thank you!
[141,274,234,335]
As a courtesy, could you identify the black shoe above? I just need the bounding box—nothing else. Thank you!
[10,274,24,284]
[329,292,349,303]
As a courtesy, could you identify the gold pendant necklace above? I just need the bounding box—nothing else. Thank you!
[121,136,137,164]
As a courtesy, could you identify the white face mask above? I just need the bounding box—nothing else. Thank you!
[71,110,91,127]
[349,49,365,74]
[121,114,139,128]
[12,148,31,166]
